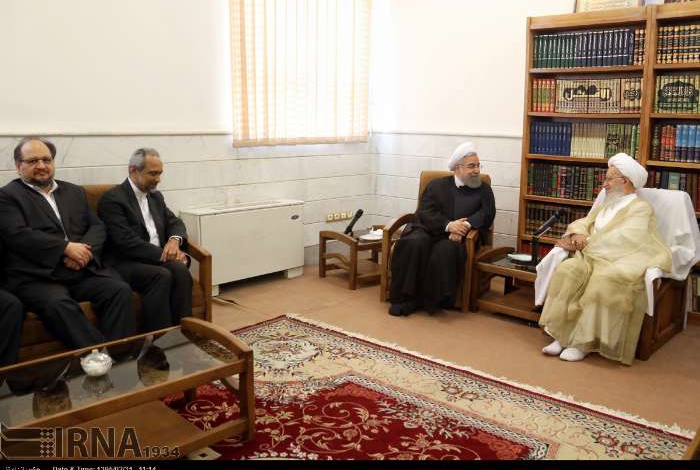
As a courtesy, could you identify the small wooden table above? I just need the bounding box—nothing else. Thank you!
[470,246,541,323]
[0,318,254,460]
[319,226,384,290]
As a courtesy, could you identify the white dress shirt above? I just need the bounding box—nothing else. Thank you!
[128,177,161,247]
[594,193,637,232]
[23,180,67,240]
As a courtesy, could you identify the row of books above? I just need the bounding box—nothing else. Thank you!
[527,163,606,201]
[687,273,700,313]
[530,121,640,158]
[650,123,700,162]
[533,27,645,69]
[532,77,642,113]
[655,74,700,113]
[657,24,700,64]
[519,241,553,259]
[648,169,700,211]
[524,203,588,238]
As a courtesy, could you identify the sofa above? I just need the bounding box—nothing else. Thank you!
[17,184,213,363]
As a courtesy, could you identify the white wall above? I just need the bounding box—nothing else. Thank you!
[370,0,573,135]
[0,0,232,134]
[0,0,373,266]
[369,0,574,247]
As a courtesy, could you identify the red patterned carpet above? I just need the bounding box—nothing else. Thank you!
[165,315,692,460]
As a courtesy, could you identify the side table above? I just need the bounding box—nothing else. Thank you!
[319,226,384,290]
[469,246,541,323]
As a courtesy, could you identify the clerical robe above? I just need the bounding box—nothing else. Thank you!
[390,176,495,307]
[539,197,672,365]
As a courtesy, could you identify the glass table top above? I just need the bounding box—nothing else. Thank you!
[487,254,538,274]
[0,328,238,427]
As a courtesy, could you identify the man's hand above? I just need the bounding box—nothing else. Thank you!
[63,257,82,271]
[64,242,92,267]
[161,238,187,263]
[556,234,587,251]
[448,233,462,243]
[447,218,470,236]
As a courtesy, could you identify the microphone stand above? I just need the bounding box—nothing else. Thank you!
[530,226,552,266]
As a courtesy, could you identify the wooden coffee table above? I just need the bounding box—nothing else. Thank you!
[470,246,541,323]
[0,318,254,460]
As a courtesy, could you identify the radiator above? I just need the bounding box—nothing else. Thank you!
[180,200,304,294]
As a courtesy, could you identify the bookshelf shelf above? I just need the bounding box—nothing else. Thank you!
[528,112,641,118]
[520,233,558,245]
[523,195,594,207]
[527,154,609,164]
[530,65,643,75]
[650,113,700,120]
[646,160,700,169]
[529,8,646,31]
[654,63,700,70]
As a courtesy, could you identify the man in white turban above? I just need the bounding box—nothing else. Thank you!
[388,142,496,316]
[538,153,671,364]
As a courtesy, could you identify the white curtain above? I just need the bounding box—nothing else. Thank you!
[230,0,371,146]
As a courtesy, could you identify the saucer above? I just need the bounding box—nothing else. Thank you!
[507,253,532,263]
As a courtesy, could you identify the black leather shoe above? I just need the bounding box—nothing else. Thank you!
[389,304,404,316]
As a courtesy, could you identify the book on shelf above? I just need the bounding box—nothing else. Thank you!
[647,168,700,210]
[650,122,700,162]
[530,121,640,158]
[520,241,553,259]
[524,203,589,238]
[656,23,700,64]
[533,27,645,69]
[527,162,606,201]
[655,73,700,113]
[534,77,641,114]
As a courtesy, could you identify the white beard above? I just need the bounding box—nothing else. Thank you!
[604,187,625,205]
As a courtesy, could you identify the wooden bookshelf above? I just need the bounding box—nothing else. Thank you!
[519,4,700,254]
[530,65,643,74]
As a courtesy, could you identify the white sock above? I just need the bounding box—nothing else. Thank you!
[542,340,563,356]
[559,347,587,362]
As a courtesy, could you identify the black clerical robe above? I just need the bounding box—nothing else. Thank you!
[390,176,496,308]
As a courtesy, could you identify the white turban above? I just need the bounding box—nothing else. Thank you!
[448,141,477,171]
[608,152,647,189]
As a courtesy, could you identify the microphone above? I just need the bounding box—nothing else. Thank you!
[344,209,364,235]
[534,210,562,236]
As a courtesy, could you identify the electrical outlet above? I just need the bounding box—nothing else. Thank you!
[333,212,341,221]
[326,213,334,222]
[340,211,348,219]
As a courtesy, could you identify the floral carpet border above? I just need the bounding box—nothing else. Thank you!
[234,313,694,441]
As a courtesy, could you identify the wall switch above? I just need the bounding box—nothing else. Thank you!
[333,212,341,221]
[326,213,334,222]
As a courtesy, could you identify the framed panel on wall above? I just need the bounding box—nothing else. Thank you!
[575,0,642,12]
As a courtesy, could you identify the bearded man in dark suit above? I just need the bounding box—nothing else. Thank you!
[0,239,24,366]
[389,142,496,317]
[98,148,192,332]
[0,137,134,350]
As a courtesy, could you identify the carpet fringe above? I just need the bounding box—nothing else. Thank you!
[283,313,694,439]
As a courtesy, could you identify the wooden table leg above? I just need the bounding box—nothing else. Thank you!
[349,242,358,290]
[184,388,197,402]
[319,235,327,278]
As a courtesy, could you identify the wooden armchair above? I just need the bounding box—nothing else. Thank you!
[379,171,493,312]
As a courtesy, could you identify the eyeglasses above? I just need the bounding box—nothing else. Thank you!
[20,157,53,166]
[603,175,624,183]
[456,163,482,170]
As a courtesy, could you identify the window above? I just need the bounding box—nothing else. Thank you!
[230,0,371,146]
